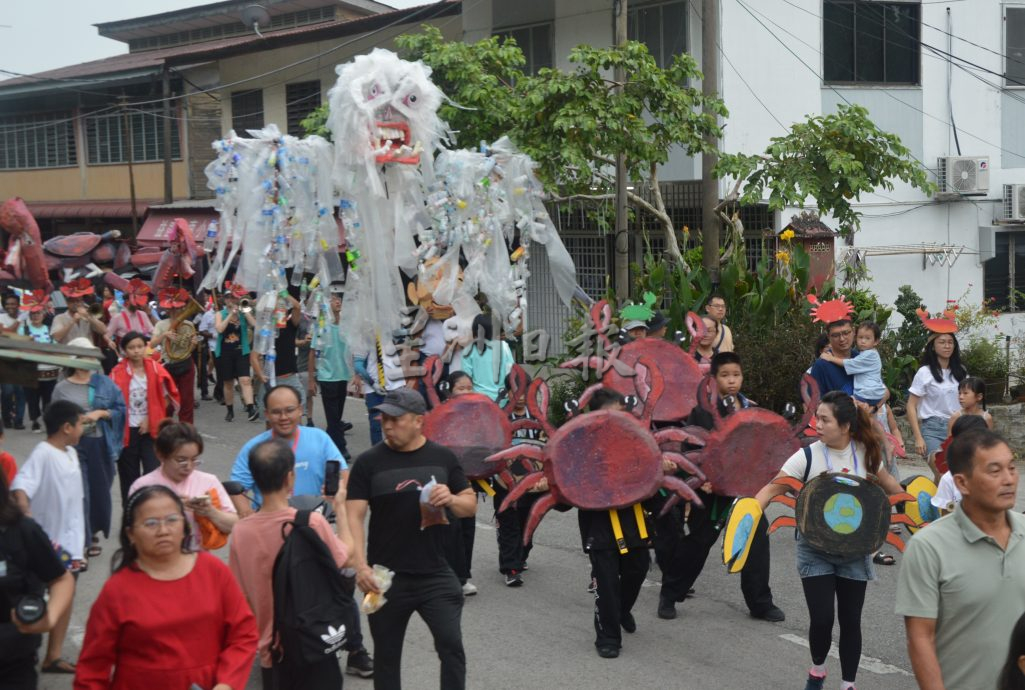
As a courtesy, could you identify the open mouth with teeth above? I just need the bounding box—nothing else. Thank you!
[374,121,421,164]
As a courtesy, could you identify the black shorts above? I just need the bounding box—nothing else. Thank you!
[215,348,250,380]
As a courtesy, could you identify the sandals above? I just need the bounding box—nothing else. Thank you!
[873,552,896,566]
[86,545,102,557]
[41,658,76,674]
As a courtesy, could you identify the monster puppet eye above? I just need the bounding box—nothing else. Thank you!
[364,82,381,101]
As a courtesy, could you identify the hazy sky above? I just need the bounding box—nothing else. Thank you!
[0,0,425,77]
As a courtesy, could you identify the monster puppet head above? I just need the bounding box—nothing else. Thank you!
[327,49,446,187]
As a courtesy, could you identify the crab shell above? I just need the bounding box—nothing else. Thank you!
[422,392,514,480]
[602,338,705,423]
[542,409,674,510]
[692,409,805,497]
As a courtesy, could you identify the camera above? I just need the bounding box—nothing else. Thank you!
[1,554,47,626]
[13,593,46,625]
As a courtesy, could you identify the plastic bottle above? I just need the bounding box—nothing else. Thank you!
[203,220,219,253]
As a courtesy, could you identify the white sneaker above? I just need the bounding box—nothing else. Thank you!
[461,582,478,596]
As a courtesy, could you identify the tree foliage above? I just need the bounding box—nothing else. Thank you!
[715,105,936,236]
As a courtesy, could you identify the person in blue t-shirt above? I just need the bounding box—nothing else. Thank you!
[808,319,856,396]
[228,385,347,516]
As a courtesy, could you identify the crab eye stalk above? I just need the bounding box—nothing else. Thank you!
[624,395,638,411]
[439,381,451,393]
[674,330,685,344]
[782,402,797,421]
[564,399,579,413]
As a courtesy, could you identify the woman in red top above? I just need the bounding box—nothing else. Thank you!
[110,331,180,504]
[74,485,257,690]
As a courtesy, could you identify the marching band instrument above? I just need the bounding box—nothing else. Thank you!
[164,298,203,364]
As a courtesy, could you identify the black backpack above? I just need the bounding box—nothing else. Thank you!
[271,511,355,665]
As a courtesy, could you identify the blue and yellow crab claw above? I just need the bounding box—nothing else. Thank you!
[723,497,762,573]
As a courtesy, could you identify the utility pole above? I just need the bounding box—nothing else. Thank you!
[613,0,629,301]
[120,96,139,238]
[700,0,721,283]
[162,64,173,203]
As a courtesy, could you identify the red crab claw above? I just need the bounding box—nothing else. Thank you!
[694,375,721,426]
[574,382,611,417]
[521,492,559,546]
[684,311,707,356]
[502,365,530,411]
[510,417,546,437]
[654,427,708,448]
[633,356,665,426]
[663,452,705,480]
[662,475,704,508]
[886,532,907,553]
[772,476,805,494]
[767,515,797,534]
[796,374,819,436]
[496,471,546,513]
[888,492,915,507]
[770,495,796,509]
[422,355,445,408]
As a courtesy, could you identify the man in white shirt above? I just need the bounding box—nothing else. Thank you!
[11,399,87,674]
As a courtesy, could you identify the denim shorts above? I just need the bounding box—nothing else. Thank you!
[919,416,949,456]
[795,534,875,581]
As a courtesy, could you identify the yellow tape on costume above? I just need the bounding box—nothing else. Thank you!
[476,479,496,497]
[633,503,648,540]
[609,510,628,554]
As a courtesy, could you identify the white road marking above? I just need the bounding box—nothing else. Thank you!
[779,633,912,676]
[475,521,494,531]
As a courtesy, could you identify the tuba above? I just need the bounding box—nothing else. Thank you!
[163,298,203,363]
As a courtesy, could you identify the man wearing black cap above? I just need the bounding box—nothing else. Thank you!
[346,387,476,690]
[646,311,669,339]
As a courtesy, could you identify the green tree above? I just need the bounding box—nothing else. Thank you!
[714,105,936,237]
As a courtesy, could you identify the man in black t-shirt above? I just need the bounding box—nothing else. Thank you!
[347,387,475,690]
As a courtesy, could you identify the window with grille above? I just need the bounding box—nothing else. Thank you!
[1007,6,1025,87]
[628,1,687,69]
[286,81,322,137]
[984,231,1025,311]
[823,1,921,85]
[0,112,77,170]
[84,106,180,165]
[127,6,336,51]
[231,90,264,135]
[493,23,553,75]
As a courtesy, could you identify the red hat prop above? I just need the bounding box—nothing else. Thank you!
[21,289,50,313]
[59,277,95,299]
[806,294,854,324]
[223,281,248,298]
[158,287,190,309]
[916,305,958,334]
[124,278,152,307]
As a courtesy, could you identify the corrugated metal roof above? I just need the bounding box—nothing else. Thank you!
[0,2,458,92]
[26,201,158,219]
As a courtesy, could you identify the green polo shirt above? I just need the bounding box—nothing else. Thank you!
[314,321,352,383]
[895,503,1025,690]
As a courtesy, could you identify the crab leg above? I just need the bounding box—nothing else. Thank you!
[886,532,907,553]
[662,475,704,508]
[770,495,796,509]
[663,452,706,480]
[889,492,915,506]
[521,492,558,546]
[654,427,708,447]
[496,471,546,513]
[890,513,918,527]
[510,418,546,436]
[772,476,805,494]
[767,515,797,534]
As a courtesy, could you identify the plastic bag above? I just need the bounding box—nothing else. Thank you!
[360,564,395,615]
[419,475,449,530]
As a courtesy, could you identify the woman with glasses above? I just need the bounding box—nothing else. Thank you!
[128,421,237,551]
[74,485,257,690]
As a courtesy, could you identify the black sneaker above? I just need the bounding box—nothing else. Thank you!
[620,612,636,633]
[246,404,260,422]
[596,646,619,659]
[657,595,677,620]
[225,406,234,422]
[803,673,825,690]
[345,649,374,678]
[30,420,41,433]
[341,420,353,432]
[505,570,523,587]
[752,605,786,623]
[586,576,597,594]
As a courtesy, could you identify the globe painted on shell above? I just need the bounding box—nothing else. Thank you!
[823,493,863,534]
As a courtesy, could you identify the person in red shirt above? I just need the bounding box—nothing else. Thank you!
[0,422,15,485]
[75,484,257,690]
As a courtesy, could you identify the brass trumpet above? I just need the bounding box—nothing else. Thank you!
[239,298,253,314]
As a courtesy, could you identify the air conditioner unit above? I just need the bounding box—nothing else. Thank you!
[1003,184,1025,222]
[937,156,989,196]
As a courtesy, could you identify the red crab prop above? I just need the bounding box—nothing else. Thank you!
[490,357,705,545]
[561,300,708,424]
[59,278,95,299]
[807,294,854,324]
[916,305,958,334]
[0,197,51,292]
[684,375,820,499]
[43,230,121,271]
[20,289,50,313]
[421,356,532,488]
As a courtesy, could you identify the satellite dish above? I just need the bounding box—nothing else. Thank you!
[241,4,271,38]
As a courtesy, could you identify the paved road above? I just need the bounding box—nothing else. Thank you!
[9,396,1013,689]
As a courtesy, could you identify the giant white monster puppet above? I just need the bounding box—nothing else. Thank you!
[326,48,448,351]
[326,48,579,360]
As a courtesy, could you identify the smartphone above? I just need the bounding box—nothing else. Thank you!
[324,460,341,497]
